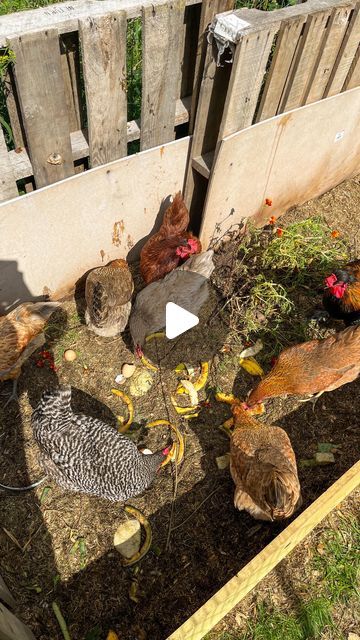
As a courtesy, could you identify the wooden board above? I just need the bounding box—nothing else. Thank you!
[189,0,234,132]
[140,0,186,151]
[167,460,360,640]
[9,29,74,188]
[304,4,354,104]
[344,44,360,88]
[200,88,360,248]
[79,11,128,166]
[280,9,332,111]
[0,0,201,46]
[0,125,18,203]
[0,603,36,640]
[325,2,360,96]
[0,137,190,307]
[219,23,279,137]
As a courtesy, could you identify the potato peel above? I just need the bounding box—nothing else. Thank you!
[179,379,199,406]
[177,361,209,393]
[121,506,152,567]
[146,420,185,465]
[111,388,134,432]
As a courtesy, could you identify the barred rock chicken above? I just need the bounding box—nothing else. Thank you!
[130,250,215,355]
[85,259,134,337]
[31,386,170,501]
[247,324,360,407]
[230,403,301,521]
[0,301,60,405]
[323,259,360,325]
[140,192,202,284]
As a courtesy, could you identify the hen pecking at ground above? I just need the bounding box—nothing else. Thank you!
[32,386,170,501]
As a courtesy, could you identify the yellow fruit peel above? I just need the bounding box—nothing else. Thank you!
[146,420,185,465]
[239,356,264,377]
[111,388,134,432]
[177,361,210,394]
[140,354,158,371]
[121,506,152,567]
[215,391,237,405]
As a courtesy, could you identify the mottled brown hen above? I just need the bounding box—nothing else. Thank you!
[230,404,301,521]
[0,302,60,404]
[247,325,360,407]
[85,259,134,337]
[140,192,201,284]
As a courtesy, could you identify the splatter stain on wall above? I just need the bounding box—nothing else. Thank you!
[112,220,125,247]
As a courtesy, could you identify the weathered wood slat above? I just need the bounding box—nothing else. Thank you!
[79,11,128,167]
[189,0,234,132]
[304,4,354,104]
[9,29,74,188]
[219,23,279,138]
[324,2,360,96]
[280,9,333,112]
[167,460,360,640]
[0,125,18,203]
[0,0,201,47]
[3,67,26,149]
[0,603,36,640]
[6,97,191,185]
[256,16,305,122]
[140,0,186,151]
[344,43,360,87]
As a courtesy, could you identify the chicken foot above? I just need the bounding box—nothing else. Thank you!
[1,378,19,407]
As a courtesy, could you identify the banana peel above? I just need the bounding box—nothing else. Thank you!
[107,631,120,640]
[177,361,209,394]
[141,332,165,371]
[179,380,198,406]
[111,389,134,432]
[170,394,199,417]
[215,391,237,405]
[121,506,152,567]
[145,419,185,465]
[239,356,264,377]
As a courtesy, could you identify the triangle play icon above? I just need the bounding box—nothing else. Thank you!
[165,302,199,339]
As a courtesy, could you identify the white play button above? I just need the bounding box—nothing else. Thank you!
[165,302,199,339]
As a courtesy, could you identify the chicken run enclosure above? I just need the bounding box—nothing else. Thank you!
[0,0,360,637]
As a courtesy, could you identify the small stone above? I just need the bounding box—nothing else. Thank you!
[315,452,335,464]
[122,363,136,379]
[114,519,141,559]
[129,369,153,397]
[64,349,77,362]
[216,453,230,470]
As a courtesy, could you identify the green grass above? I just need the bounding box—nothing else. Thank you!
[205,515,359,640]
[313,515,360,604]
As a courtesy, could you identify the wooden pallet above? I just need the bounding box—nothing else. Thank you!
[185,0,360,215]
[0,0,232,200]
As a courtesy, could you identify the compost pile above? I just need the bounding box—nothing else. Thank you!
[0,176,359,640]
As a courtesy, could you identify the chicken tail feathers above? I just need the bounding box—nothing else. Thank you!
[161,192,190,235]
[264,467,299,520]
[29,301,61,320]
[177,250,215,279]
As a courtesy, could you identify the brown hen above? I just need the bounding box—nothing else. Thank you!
[140,192,201,284]
[85,259,134,337]
[248,324,360,407]
[0,302,60,404]
[230,403,301,521]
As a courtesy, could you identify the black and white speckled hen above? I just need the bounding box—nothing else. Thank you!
[31,386,169,501]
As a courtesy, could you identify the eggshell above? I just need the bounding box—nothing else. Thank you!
[122,363,136,379]
[64,349,77,362]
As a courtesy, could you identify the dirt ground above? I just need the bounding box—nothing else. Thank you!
[0,176,360,640]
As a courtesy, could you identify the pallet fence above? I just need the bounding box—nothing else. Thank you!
[0,0,359,206]
[184,0,360,216]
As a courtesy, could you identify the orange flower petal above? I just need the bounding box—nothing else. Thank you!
[265,198,273,206]
[331,230,340,238]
